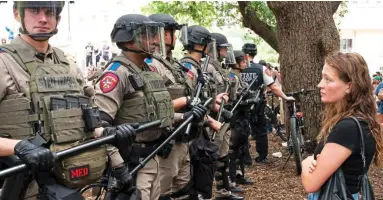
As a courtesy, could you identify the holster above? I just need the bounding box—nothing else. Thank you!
[38,183,84,200]
[127,144,157,166]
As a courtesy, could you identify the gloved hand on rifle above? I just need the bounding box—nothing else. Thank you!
[14,140,56,172]
[103,124,138,152]
[111,164,132,192]
[186,96,201,108]
[183,104,207,123]
[197,71,211,86]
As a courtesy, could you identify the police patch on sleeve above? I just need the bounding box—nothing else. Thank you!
[100,72,119,93]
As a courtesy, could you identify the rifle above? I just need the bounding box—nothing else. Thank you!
[230,77,257,113]
[210,84,230,141]
[184,55,211,136]
[0,120,162,179]
[130,98,213,175]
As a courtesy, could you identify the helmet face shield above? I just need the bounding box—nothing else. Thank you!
[224,45,236,65]
[16,1,64,16]
[133,22,166,56]
[179,25,189,46]
[206,39,217,60]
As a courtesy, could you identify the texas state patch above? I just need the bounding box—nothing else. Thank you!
[100,72,119,93]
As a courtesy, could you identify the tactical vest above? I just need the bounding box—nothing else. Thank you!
[0,44,106,189]
[209,59,229,94]
[180,56,217,108]
[111,55,174,142]
[241,63,264,91]
[150,54,194,100]
[222,68,237,102]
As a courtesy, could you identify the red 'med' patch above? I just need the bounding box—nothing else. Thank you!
[69,165,90,181]
[100,72,119,93]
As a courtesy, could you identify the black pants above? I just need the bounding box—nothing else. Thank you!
[250,110,268,159]
[95,56,101,66]
[86,55,92,67]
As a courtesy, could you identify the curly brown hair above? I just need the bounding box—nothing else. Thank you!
[318,52,383,166]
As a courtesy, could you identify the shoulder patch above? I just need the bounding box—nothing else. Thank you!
[229,72,235,80]
[187,71,194,80]
[145,57,153,64]
[185,62,192,70]
[109,62,121,71]
[265,68,272,77]
[149,66,157,72]
[100,72,119,93]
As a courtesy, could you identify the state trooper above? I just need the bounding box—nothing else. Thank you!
[227,50,254,186]
[0,1,135,199]
[93,14,207,200]
[179,25,229,200]
[208,33,244,200]
[145,14,196,200]
[241,44,294,164]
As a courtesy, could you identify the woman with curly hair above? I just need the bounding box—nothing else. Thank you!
[301,52,382,200]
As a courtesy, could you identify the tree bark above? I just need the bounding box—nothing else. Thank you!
[237,1,279,52]
[267,1,340,141]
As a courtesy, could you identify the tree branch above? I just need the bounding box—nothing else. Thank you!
[237,1,279,52]
[331,1,341,14]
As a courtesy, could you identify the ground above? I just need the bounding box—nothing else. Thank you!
[83,134,383,200]
[236,134,383,200]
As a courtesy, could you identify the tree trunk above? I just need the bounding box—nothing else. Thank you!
[267,2,340,143]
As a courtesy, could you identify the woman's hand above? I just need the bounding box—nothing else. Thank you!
[302,155,319,173]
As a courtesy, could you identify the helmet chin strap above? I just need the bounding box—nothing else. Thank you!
[117,43,152,57]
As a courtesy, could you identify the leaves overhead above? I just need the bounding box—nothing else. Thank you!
[142,1,276,29]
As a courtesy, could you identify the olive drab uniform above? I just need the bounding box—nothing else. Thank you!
[206,59,231,157]
[94,53,174,200]
[145,53,194,198]
[179,56,216,105]
[0,36,106,198]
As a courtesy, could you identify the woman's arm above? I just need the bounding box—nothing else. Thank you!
[301,143,352,193]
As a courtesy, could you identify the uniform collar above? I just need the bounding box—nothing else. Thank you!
[12,36,55,60]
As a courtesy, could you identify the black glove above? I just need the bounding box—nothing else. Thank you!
[112,165,132,190]
[103,124,138,149]
[14,140,55,172]
[221,109,233,123]
[197,72,210,86]
[183,104,207,123]
[241,90,250,98]
[186,96,201,108]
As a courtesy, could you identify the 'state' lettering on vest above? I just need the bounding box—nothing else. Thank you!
[241,73,258,83]
[38,76,78,90]
[69,165,90,181]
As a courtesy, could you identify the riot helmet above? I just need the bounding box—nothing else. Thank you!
[211,32,235,64]
[148,14,186,51]
[242,43,257,57]
[179,25,213,58]
[111,14,166,57]
[233,50,247,71]
[14,1,65,41]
